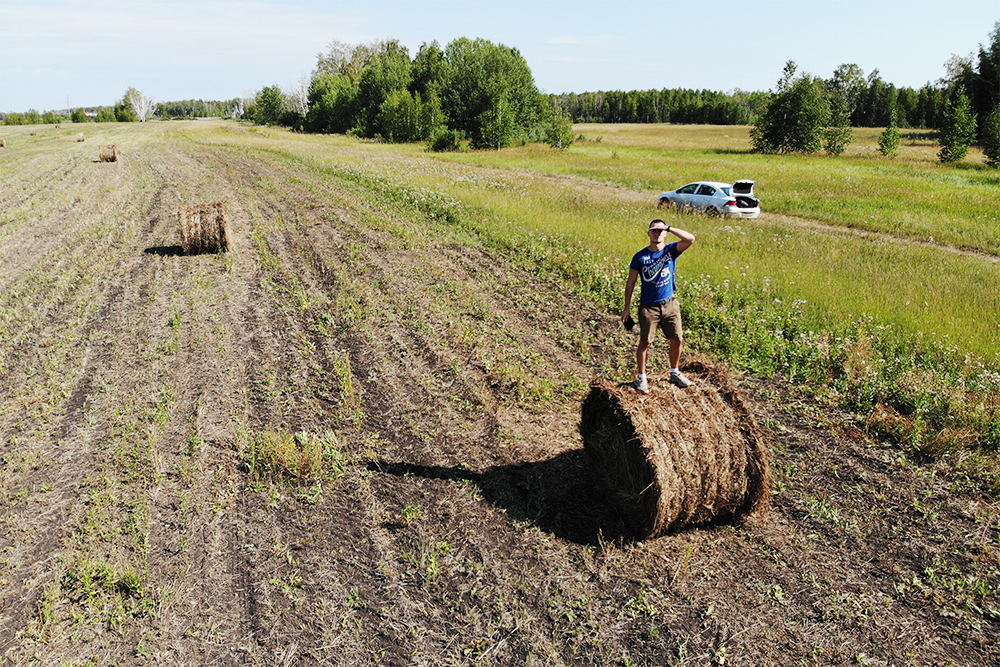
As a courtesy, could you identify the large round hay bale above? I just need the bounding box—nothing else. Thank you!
[580,360,769,538]
[178,201,232,255]
[99,144,117,162]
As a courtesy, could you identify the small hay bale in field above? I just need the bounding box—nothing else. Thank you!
[99,144,117,162]
[0,138,5,148]
[76,133,85,142]
[178,201,233,255]
[580,360,769,538]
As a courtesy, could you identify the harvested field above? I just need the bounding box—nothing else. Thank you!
[0,121,997,666]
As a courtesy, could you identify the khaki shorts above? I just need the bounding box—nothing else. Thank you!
[638,297,682,343]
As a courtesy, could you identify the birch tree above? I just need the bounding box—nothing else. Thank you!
[289,75,310,117]
[125,87,156,122]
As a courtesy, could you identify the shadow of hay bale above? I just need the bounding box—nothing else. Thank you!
[178,202,232,255]
[367,452,634,545]
[143,245,185,257]
[580,359,770,538]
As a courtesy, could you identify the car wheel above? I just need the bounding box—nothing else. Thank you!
[704,206,720,218]
[657,198,674,210]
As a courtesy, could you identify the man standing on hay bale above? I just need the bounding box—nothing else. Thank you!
[621,219,696,393]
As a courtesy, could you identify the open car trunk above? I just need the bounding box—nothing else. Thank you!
[732,180,759,208]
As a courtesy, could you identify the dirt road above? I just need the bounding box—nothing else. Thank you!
[0,122,996,666]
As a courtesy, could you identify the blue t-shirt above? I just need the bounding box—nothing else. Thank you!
[630,242,682,304]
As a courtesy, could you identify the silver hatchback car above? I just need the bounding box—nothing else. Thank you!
[656,180,760,218]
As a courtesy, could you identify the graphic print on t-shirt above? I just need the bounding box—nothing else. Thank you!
[641,252,672,288]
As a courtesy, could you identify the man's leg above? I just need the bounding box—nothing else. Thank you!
[637,339,651,376]
[663,300,693,388]
[668,336,682,370]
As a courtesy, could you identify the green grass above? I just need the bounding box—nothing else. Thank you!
[412,124,1000,255]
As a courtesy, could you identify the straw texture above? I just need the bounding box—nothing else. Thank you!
[580,360,769,537]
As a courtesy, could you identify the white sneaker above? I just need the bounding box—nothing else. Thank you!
[669,371,693,388]
[635,377,649,394]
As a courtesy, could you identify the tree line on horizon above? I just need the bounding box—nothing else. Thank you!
[3,22,998,163]
[1,93,238,126]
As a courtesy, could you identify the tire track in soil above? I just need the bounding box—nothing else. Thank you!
[0,165,183,658]
[0,144,259,664]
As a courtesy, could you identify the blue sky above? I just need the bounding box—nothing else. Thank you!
[1,0,997,113]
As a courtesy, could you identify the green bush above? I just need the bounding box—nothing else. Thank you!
[544,106,575,149]
[751,62,831,154]
[251,86,287,126]
[428,128,466,152]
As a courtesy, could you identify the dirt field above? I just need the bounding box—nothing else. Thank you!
[0,122,997,666]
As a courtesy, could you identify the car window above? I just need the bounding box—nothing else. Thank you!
[720,186,732,196]
[696,185,716,196]
[677,184,699,194]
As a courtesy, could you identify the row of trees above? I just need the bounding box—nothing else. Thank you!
[554,79,950,130]
[242,38,573,150]
[747,21,1000,165]
[555,21,999,142]
[747,60,998,165]
[2,89,239,125]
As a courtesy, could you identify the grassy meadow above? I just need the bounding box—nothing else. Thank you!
[389,124,1000,358]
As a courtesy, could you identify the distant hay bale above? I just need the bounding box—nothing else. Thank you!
[0,139,5,148]
[580,360,769,538]
[76,133,85,142]
[178,202,233,255]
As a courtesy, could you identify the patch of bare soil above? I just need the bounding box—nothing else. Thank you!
[0,126,996,666]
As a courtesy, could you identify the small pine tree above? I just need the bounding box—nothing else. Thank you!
[937,88,977,163]
[982,105,1000,169]
[878,111,901,157]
